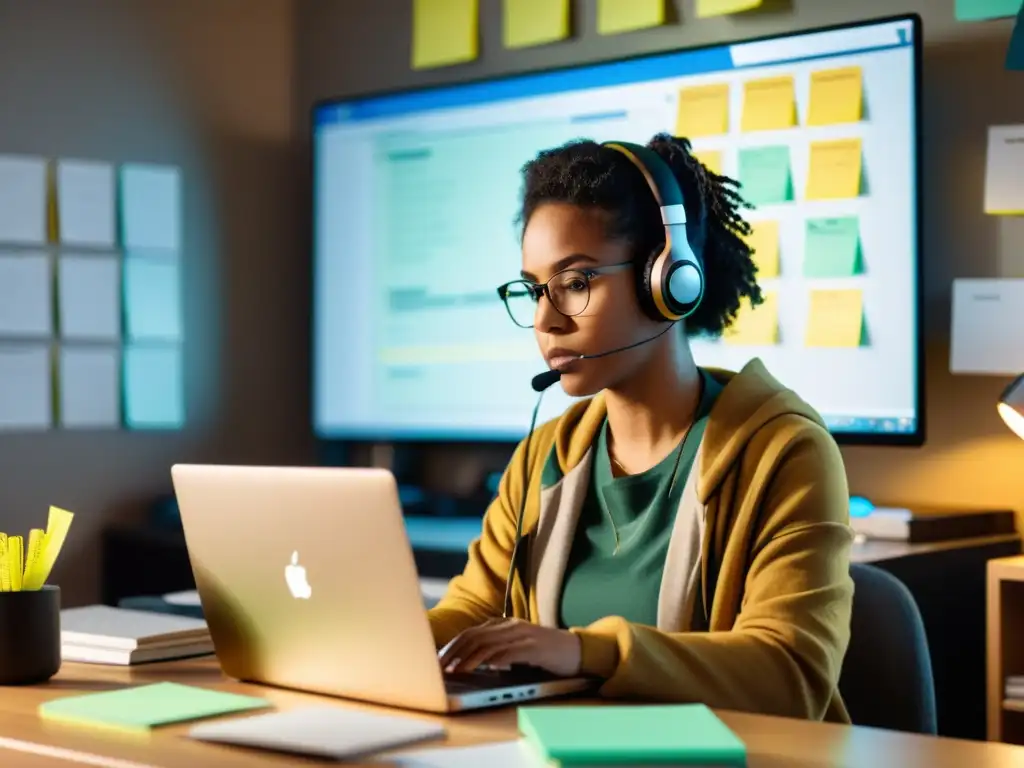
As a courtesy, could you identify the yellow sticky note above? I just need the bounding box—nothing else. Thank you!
[724,291,778,346]
[696,0,763,17]
[741,76,797,132]
[805,289,864,348]
[412,0,479,69]
[806,138,862,200]
[745,220,780,278]
[597,0,665,35]
[694,149,723,176]
[676,84,730,138]
[807,66,863,126]
[503,0,570,48]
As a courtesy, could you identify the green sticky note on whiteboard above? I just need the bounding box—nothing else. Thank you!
[738,146,793,206]
[597,0,665,34]
[956,0,1022,20]
[39,683,270,732]
[803,217,862,277]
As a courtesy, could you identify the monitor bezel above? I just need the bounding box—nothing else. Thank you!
[310,12,925,449]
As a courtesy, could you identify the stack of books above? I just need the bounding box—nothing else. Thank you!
[517,703,747,766]
[60,605,213,665]
[1006,675,1024,702]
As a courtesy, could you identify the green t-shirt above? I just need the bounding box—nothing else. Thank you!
[559,370,722,630]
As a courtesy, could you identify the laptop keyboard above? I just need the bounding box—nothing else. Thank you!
[443,665,562,693]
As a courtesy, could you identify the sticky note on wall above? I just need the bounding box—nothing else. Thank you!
[806,138,863,200]
[597,0,665,34]
[805,289,865,348]
[738,146,792,206]
[984,125,1024,214]
[696,0,763,16]
[694,150,723,176]
[807,67,864,126]
[741,76,797,132]
[744,220,780,278]
[503,0,570,49]
[955,0,1022,21]
[676,84,730,138]
[724,291,778,346]
[804,217,862,277]
[412,0,479,69]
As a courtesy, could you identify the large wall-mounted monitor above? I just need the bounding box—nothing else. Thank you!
[312,14,923,446]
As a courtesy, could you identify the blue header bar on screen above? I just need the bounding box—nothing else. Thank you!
[314,19,913,127]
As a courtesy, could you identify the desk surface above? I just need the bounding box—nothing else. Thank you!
[3,659,1024,767]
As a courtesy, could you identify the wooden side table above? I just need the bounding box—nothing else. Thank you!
[987,555,1024,741]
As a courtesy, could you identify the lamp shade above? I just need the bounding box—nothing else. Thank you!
[998,374,1024,440]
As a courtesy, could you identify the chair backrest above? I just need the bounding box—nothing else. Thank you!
[838,562,938,734]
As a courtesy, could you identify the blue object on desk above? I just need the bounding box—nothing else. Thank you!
[849,496,874,518]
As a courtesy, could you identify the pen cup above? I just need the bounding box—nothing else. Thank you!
[0,585,61,685]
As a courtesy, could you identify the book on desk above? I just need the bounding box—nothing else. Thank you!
[60,605,213,665]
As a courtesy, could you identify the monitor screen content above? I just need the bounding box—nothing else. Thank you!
[313,15,921,444]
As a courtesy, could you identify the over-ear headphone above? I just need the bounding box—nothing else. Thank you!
[602,141,705,322]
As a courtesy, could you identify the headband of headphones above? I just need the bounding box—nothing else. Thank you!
[601,140,705,320]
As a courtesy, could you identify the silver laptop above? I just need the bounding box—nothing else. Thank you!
[170,464,595,713]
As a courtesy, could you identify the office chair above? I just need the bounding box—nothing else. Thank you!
[838,562,938,734]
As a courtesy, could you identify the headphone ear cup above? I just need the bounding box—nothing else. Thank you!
[666,261,704,312]
[636,251,668,322]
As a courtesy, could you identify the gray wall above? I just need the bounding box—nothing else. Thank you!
[0,0,314,606]
[298,0,1024,520]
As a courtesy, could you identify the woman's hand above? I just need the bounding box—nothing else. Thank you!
[438,619,582,677]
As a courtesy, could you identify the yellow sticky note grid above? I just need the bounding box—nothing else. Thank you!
[1,507,74,592]
[805,289,864,348]
[741,76,797,132]
[696,0,763,17]
[806,138,863,201]
[745,219,780,278]
[597,0,665,35]
[724,291,778,346]
[694,149,723,176]
[676,84,730,138]
[412,0,479,69]
[807,66,863,126]
[503,0,570,49]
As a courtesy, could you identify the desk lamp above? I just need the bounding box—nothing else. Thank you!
[998,374,1024,440]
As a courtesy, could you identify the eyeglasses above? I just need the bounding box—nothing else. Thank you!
[496,261,632,329]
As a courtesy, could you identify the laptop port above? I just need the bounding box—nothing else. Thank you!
[502,693,514,700]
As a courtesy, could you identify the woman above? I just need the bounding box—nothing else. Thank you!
[428,133,854,723]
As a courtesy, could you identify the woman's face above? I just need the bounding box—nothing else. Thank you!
[520,202,662,397]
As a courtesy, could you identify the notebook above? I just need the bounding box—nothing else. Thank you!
[59,605,213,664]
[518,704,747,766]
[189,706,446,760]
[38,682,270,733]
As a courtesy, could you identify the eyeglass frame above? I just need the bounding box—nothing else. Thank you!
[495,260,633,329]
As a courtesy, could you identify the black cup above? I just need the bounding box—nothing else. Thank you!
[0,585,61,685]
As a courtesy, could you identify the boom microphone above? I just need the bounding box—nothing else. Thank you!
[530,322,677,392]
[504,321,679,619]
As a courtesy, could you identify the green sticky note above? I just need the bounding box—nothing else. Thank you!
[738,146,793,206]
[504,0,570,48]
[803,217,862,277]
[519,704,747,766]
[39,683,270,732]
[956,0,1022,20]
[597,0,666,35]
[412,0,479,69]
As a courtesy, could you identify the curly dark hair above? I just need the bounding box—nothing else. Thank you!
[517,133,762,336]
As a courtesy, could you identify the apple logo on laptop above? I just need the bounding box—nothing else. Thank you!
[284,551,312,599]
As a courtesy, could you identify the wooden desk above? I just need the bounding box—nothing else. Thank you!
[4,659,1024,767]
